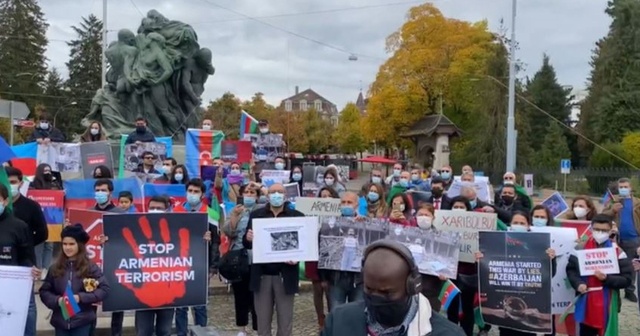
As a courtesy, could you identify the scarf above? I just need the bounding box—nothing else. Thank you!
[574,238,620,335]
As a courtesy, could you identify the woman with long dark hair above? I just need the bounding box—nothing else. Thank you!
[80,121,107,143]
[31,163,63,190]
[39,225,109,336]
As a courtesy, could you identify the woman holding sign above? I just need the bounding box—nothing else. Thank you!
[475,211,557,336]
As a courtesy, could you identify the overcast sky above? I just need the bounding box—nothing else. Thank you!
[39,0,609,110]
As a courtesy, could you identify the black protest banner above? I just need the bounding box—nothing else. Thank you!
[80,141,114,179]
[102,213,209,312]
[478,231,552,333]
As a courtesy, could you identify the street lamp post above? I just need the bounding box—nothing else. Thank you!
[506,0,517,173]
[53,101,78,128]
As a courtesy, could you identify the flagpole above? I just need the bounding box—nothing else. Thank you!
[101,0,107,88]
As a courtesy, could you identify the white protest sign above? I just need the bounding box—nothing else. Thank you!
[454,175,489,184]
[447,180,490,202]
[252,217,319,264]
[576,247,620,276]
[531,226,578,314]
[261,170,291,187]
[523,174,534,196]
[295,197,341,216]
[433,210,497,263]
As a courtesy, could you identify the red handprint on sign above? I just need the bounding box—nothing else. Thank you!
[115,215,191,308]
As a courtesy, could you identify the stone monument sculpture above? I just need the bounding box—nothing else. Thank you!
[84,9,215,140]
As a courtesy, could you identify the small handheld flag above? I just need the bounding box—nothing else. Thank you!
[438,280,460,311]
[59,282,81,320]
[239,110,259,138]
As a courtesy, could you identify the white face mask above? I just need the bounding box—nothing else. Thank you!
[593,231,610,244]
[325,178,334,186]
[417,216,432,229]
[573,207,588,219]
[259,127,269,134]
[90,128,99,135]
[510,224,528,232]
[202,124,212,130]
[148,209,165,213]
[40,122,49,130]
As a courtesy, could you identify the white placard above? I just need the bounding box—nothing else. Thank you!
[37,143,82,173]
[252,217,319,264]
[0,266,33,336]
[295,197,341,216]
[447,180,490,202]
[454,175,489,184]
[531,226,578,314]
[523,174,534,196]
[260,170,290,187]
[576,247,620,276]
[434,210,497,263]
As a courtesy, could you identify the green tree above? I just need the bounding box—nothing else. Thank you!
[41,68,67,121]
[62,14,102,136]
[522,54,574,156]
[0,0,49,112]
[537,122,571,168]
[580,0,640,162]
[335,103,365,154]
[303,109,333,154]
[241,92,275,122]
[203,92,242,138]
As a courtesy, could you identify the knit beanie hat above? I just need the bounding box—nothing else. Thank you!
[61,224,90,244]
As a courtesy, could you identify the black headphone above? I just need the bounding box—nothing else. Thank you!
[362,239,422,296]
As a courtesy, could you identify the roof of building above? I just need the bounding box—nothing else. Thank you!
[401,114,462,137]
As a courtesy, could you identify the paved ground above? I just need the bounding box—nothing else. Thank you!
[35,290,640,335]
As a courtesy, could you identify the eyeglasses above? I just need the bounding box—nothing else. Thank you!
[504,177,514,180]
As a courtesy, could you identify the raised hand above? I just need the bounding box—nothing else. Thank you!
[114,215,191,308]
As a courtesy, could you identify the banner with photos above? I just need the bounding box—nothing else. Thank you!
[36,143,81,173]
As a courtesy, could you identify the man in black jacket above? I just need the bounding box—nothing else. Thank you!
[0,183,39,336]
[427,177,452,210]
[322,240,465,336]
[7,167,48,257]
[124,117,156,144]
[243,183,305,336]
[27,113,65,143]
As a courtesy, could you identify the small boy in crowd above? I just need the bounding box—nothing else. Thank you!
[118,191,136,213]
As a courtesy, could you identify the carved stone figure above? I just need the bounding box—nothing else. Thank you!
[87,10,213,140]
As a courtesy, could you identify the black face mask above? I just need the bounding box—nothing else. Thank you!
[43,173,52,181]
[501,195,515,205]
[431,188,443,198]
[364,293,411,328]
[136,126,146,133]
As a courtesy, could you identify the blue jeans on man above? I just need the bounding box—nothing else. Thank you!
[175,306,207,336]
[329,282,363,312]
[24,291,36,336]
[135,308,174,336]
[35,242,54,269]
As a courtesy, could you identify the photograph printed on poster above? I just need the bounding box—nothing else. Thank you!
[242,133,284,164]
[251,217,319,264]
[271,231,299,251]
[387,224,461,279]
[318,217,387,272]
[478,231,553,334]
[80,141,114,179]
[123,142,167,173]
[37,143,82,173]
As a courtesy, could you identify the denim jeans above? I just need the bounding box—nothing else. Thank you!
[24,291,37,336]
[34,242,54,269]
[619,237,640,294]
[135,309,174,336]
[54,324,92,336]
[329,282,363,312]
[175,306,207,336]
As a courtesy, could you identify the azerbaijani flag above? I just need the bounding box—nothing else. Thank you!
[142,183,186,211]
[0,137,16,212]
[207,202,221,227]
[438,280,460,311]
[10,142,37,180]
[601,189,614,208]
[117,135,173,178]
[239,110,259,138]
[59,282,81,320]
[65,177,143,211]
[185,129,225,178]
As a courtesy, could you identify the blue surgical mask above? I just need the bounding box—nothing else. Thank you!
[243,196,256,207]
[230,169,241,175]
[292,173,302,181]
[275,162,285,170]
[510,224,528,232]
[469,199,477,209]
[440,172,451,180]
[162,166,171,175]
[532,218,547,227]
[174,173,184,182]
[368,191,379,202]
[393,169,401,177]
[95,191,109,205]
[187,193,201,205]
[619,187,630,197]
[399,179,409,188]
[258,195,267,204]
[269,192,285,207]
[371,176,382,184]
[341,206,355,217]
[411,174,420,182]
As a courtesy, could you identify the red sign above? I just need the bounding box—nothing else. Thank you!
[69,209,104,268]
[13,119,35,127]
[558,219,592,239]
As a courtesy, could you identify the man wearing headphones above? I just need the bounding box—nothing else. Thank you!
[322,240,465,336]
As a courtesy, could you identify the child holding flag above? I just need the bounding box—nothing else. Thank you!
[39,224,109,336]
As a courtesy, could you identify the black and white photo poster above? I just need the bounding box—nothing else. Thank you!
[388,224,461,279]
[478,231,553,333]
[252,217,319,263]
[37,143,82,173]
[318,217,387,272]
